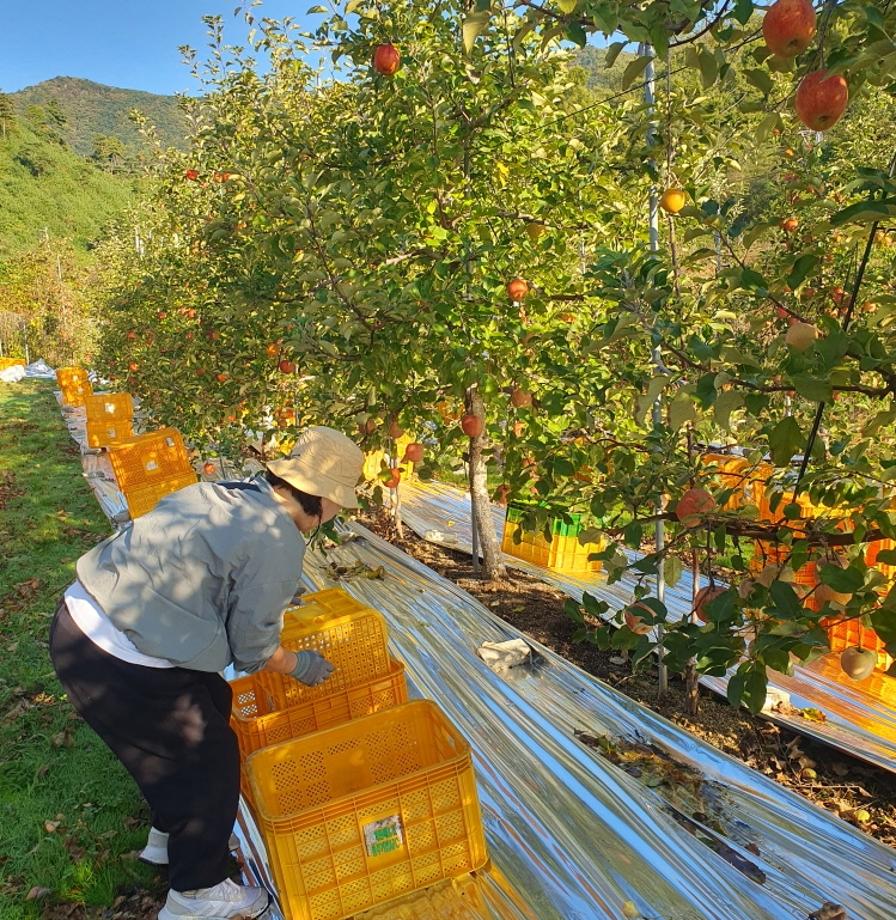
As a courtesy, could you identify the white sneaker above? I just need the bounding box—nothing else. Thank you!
[140,827,241,866]
[158,877,271,919]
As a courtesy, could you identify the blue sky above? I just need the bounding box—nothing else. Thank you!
[0,0,319,96]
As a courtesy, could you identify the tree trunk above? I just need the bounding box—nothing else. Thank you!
[465,386,505,581]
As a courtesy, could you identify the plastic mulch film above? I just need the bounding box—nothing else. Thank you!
[64,415,896,919]
[298,523,896,919]
[397,479,896,777]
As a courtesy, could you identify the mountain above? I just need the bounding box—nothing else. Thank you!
[10,76,187,157]
[0,111,136,259]
[574,46,637,95]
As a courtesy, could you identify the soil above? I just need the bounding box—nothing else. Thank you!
[358,507,896,850]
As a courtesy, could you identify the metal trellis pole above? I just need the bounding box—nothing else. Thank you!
[642,42,668,694]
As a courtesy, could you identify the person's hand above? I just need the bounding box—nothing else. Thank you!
[290,650,334,686]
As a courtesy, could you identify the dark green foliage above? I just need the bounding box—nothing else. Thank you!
[0,114,136,258]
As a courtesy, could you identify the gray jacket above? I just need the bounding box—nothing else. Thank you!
[76,477,305,673]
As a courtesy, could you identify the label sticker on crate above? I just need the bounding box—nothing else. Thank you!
[363,815,404,857]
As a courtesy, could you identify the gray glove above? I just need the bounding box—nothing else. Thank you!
[291,650,334,687]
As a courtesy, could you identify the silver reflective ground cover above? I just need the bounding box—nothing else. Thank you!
[61,409,896,918]
[397,479,896,776]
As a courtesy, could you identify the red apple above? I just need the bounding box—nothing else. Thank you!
[840,646,876,681]
[128,361,139,372]
[403,442,424,463]
[785,321,819,351]
[388,419,405,439]
[510,387,533,408]
[202,461,217,476]
[762,0,816,57]
[675,488,717,524]
[278,359,296,374]
[184,169,200,181]
[460,414,484,438]
[276,408,296,428]
[266,342,281,358]
[127,329,137,340]
[493,483,510,505]
[506,278,530,302]
[694,586,726,623]
[207,330,221,341]
[384,467,401,489]
[372,43,401,76]
[624,604,653,635]
[781,217,799,233]
[795,70,849,131]
[215,372,229,383]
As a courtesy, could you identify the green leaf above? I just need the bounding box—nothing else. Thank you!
[768,416,803,467]
[565,22,587,47]
[734,0,754,25]
[462,11,490,54]
[669,394,696,431]
[698,49,718,89]
[830,198,896,227]
[664,555,683,588]
[636,374,670,424]
[556,0,578,12]
[604,41,626,69]
[820,563,864,594]
[755,112,781,143]
[742,666,769,714]
[769,581,804,618]
[786,253,819,289]
[621,55,651,91]
[727,668,746,708]
[306,4,327,12]
[714,390,744,430]
[761,645,792,675]
[695,373,717,408]
[791,375,833,403]
[744,68,773,95]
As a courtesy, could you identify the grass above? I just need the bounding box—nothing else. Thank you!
[0,379,159,917]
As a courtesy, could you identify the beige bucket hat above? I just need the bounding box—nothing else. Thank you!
[266,426,364,509]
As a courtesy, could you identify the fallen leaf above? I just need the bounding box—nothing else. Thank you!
[25,886,51,901]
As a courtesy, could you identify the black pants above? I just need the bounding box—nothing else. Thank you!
[49,601,239,891]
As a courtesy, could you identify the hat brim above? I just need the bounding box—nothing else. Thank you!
[266,459,360,510]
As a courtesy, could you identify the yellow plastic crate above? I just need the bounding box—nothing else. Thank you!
[501,522,603,574]
[56,366,89,388]
[59,378,94,407]
[699,453,750,510]
[107,428,194,492]
[84,392,134,421]
[359,875,486,919]
[0,357,26,370]
[258,589,392,705]
[231,659,409,803]
[246,700,488,920]
[121,473,199,519]
[85,417,135,449]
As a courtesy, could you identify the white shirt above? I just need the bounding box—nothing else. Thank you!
[64,579,173,668]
